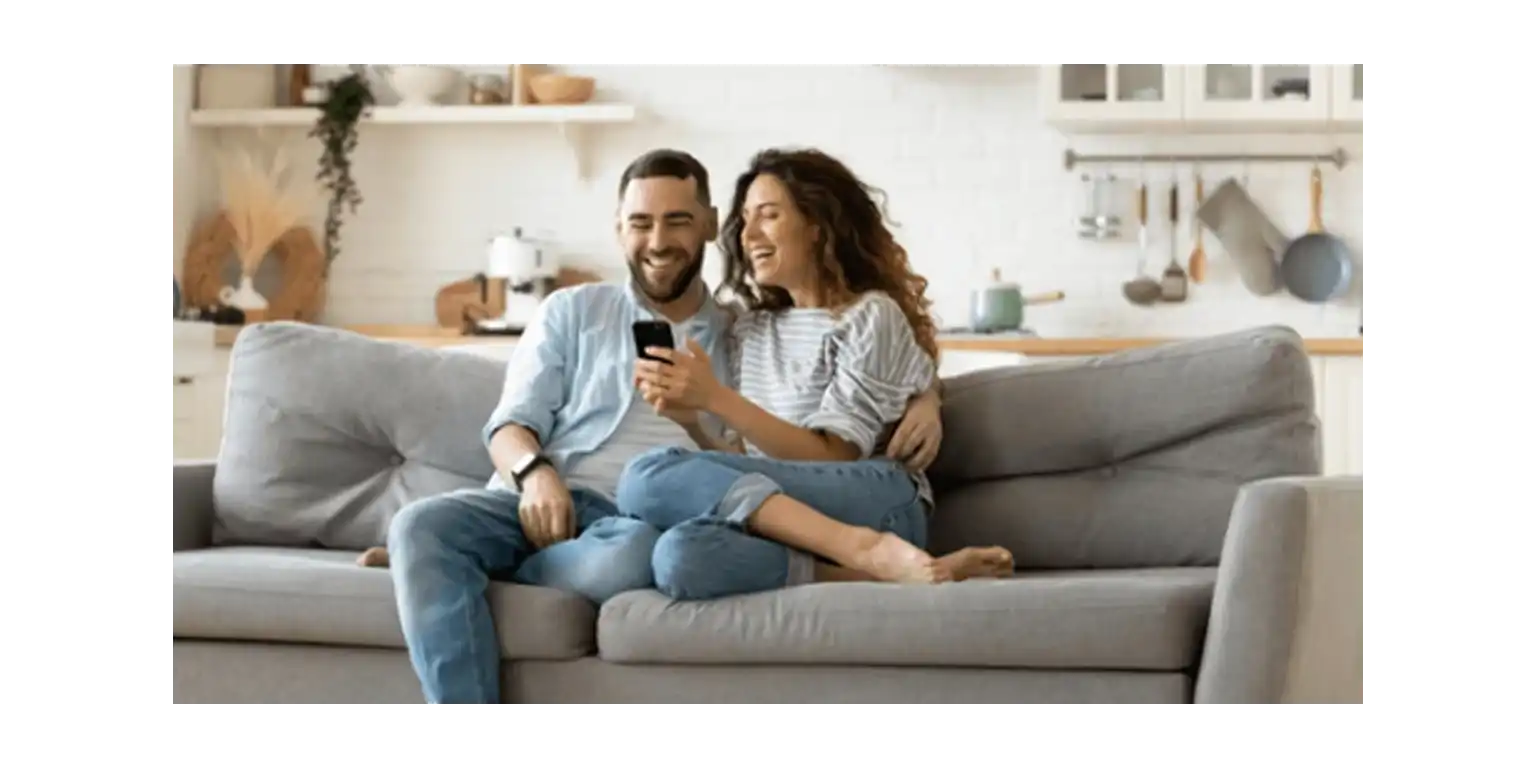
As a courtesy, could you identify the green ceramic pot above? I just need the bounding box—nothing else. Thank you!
[969,270,1065,333]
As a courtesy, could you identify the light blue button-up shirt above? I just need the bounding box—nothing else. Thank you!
[481,278,737,490]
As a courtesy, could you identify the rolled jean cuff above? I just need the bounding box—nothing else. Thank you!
[717,472,782,526]
[785,549,816,588]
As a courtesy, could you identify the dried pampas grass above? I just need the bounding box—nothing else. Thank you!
[215,142,320,278]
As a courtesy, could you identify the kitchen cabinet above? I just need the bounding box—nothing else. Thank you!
[173,322,230,461]
[1040,64,1361,133]
[174,365,228,460]
[937,350,1031,378]
[1331,64,1363,125]
[1317,356,1363,476]
[1038,65,1188,132]
[1183,65,1332,124]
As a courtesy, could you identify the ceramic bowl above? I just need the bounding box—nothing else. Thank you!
[385,65,458,105]
[528,74,595,105]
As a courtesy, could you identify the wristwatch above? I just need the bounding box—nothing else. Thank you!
[508,453,552,491]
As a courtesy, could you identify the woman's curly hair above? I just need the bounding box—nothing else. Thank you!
[716,147,939,362]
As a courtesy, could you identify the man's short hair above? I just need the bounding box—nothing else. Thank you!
[618,149,711,208]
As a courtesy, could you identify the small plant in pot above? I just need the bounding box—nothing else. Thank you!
[308,67,375,274]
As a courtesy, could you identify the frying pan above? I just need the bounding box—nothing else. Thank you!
[1280,166,1353,302]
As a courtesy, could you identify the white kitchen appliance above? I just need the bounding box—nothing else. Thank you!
[477,227,559,335]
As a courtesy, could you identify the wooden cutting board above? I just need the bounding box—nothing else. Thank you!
[434,267,602,330]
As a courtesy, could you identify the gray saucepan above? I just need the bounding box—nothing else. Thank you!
[1279,166,1353,302]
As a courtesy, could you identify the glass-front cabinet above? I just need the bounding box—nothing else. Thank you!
[1038,64,1186,126]
[1040,64,1360,132]
[1183,65,1332,122]
[1331,64,1363,123]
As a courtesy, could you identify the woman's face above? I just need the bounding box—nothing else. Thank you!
[739,173,819,295]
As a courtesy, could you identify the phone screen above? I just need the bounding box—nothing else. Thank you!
[632,320,674,363]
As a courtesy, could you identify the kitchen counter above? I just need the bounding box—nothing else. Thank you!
[213,323,1362,356]
[936,333,1362,356]
[212,323,508,349]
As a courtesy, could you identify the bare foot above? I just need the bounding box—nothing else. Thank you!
[357,546,390,568]
[849,531,949,584]
[936,546,1014,581]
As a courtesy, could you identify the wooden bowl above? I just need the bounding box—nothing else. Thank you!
[528,74,595,105]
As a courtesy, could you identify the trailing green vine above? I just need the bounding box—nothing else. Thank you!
[309,69,375,272]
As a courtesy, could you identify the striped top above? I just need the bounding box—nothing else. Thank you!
[730,290,937,507]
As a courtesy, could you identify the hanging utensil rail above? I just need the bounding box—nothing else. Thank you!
[1063,149,1347,171]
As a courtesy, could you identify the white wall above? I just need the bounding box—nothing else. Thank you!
[181,65,1363,338]
[173,64,202,281]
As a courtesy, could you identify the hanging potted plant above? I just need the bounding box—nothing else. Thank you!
[309,67,375,274]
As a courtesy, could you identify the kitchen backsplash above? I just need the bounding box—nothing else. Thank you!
[175,65,1363,338]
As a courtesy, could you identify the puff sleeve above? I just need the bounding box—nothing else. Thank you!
[801,293,936,457]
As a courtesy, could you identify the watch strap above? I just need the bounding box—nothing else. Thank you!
[511,454,551,490]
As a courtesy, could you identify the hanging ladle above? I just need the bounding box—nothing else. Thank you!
[1189,167,1207,283]
[1122,166,1161,306]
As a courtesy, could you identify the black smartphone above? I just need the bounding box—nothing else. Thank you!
[632,320,675,363]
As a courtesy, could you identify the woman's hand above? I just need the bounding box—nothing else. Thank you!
[635,377,701,426]
[633,339,725,412]
[886,391,943,471]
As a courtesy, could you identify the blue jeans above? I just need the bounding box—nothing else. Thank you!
[614,446,927,601]
[387,486,659,704]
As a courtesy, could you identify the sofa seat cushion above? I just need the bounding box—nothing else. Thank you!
[174,546,596,660]
[598,567,1215,671]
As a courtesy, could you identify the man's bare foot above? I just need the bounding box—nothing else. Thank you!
[936,546,1014,581]
[849,531,949,584]
[357,546,390,568]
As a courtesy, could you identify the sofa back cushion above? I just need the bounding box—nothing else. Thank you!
[209,321,1321,566]
[211,322,506,551]
[925,325,1321,569]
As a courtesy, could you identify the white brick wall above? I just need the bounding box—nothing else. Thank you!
[181,65,1363,338]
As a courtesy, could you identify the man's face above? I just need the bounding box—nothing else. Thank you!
[617,176,713,304]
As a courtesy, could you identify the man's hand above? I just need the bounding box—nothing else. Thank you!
[517,467,575,549]
[634,339,724,412]
[886,390,943,471]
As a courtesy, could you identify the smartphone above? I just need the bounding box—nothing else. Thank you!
[632,320,675,364]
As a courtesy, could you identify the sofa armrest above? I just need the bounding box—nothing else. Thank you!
[1194,475,1362,703]
[174,460,217,552]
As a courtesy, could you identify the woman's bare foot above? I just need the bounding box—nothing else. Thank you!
[849,531,949,584]
[935,546,1014,581]
[357,546,390,568]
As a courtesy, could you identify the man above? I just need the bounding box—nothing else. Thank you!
[386,149,942,704]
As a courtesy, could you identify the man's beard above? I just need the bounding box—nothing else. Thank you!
[628,246,705,304]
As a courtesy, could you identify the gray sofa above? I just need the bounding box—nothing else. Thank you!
[172,321,1362,703]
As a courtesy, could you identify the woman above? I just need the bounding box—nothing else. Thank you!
[618,147,1012,601]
